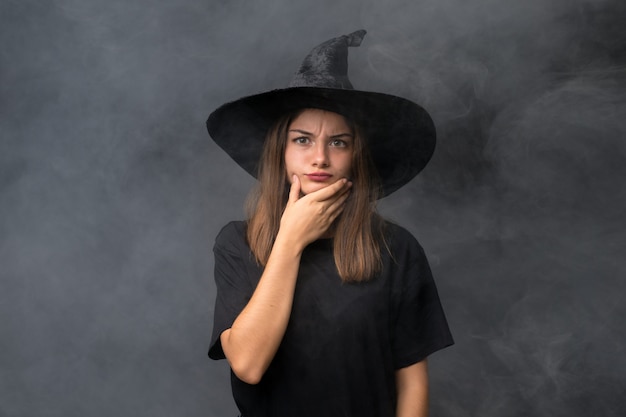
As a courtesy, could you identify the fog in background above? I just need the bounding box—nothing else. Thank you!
[1,0,624,416]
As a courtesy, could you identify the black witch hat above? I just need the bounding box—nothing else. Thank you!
[207,30,436,197]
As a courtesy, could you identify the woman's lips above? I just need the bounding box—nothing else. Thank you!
[305,173,332,182]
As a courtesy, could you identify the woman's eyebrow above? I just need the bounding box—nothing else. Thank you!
[288,129,313,135]
[329,133,354,139]
[288,129,353,139]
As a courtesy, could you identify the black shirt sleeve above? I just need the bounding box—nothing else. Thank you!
[208,221,256,360]
[389,227,454,369]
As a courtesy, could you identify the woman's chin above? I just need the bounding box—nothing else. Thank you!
[300,182,330,195]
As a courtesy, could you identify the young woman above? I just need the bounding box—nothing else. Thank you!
[207,30,453,417]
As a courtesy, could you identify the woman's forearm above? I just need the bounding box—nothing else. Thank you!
[221,177,351,384]
[395,360,429,417]
[220,231,304,385]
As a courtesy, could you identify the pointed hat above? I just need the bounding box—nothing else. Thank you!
[207,30,435,197]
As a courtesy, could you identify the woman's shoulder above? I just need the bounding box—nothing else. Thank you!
[217,220,246,235]
[383,220,418,243]
[382,220,427,259]
[214,220,248,252]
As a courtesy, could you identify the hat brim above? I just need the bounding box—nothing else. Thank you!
[207,87,436,197]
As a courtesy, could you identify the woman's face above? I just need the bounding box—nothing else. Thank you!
[284,109,353,195]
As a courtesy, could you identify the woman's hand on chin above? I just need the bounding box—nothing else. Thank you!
[278,175,352,250]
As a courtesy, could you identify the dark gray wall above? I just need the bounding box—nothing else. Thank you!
[2,0,624,416]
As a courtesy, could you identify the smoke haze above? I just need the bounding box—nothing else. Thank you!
[1,0,625,415]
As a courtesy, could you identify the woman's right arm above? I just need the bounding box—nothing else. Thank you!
[220,175,351,384]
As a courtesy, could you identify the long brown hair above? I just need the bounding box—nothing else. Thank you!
[246,109,386,282]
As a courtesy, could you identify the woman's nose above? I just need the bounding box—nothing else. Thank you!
[312,143,329,167]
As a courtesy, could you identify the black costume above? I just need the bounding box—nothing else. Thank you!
[209,221,453,417]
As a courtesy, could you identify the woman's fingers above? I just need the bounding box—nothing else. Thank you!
[288,175,301,203]
[305,178,352,203]
[320,187,350,224]
[325,186,351,215]
[304,178,352,215]
[310,183,351,226]
[279,177,352,245]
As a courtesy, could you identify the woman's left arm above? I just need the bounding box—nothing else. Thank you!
[395,359,429,417]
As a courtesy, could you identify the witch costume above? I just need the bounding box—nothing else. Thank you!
[207,30,453,417]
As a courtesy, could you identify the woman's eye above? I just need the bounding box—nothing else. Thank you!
[294,137,310,144]
[330,139,347,147]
